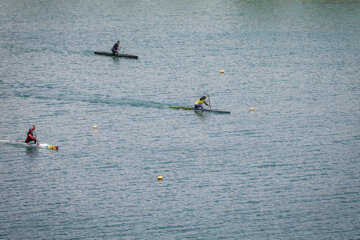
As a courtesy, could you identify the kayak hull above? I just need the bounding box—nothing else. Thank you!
[94,51,138,59]
[16,141,59,150]
[169,106,230,114]
[1,140,58,150]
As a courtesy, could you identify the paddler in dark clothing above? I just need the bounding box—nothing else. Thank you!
[194,95,209,109]
[25,125,37,143]
[111,41,121,55]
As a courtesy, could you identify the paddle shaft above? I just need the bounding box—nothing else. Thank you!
[33,130,39,145]
[208,95,211,109]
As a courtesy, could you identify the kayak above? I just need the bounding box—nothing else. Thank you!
[1,140,59,150]
[24,142,58,150]
[169,106,230,114]
[23,142,58,150]
[94,51,138,59]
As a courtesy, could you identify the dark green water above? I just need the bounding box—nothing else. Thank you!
[1,0,360,239]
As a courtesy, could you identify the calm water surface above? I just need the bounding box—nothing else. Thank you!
[1,0,360,239]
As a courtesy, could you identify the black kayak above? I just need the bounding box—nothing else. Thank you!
[94,51,138,59]
[169,106,230,114]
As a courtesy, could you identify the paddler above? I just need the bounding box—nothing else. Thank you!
[111,41,121,55]
[25,124,37,144]
[194,95,210,109]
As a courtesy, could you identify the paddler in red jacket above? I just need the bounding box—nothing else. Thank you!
[25,125,37,143]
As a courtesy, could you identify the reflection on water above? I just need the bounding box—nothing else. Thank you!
[112,56,120,63]
[194,111,206,118]
[26,146,38,157]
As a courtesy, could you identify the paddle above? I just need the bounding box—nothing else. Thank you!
[33,128,39,146]
[115,47,122,55]
[208,94,211,109]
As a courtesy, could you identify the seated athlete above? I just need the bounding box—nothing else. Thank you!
[194,95,209,109]
[25,125,37,144]
[111,41,121,55]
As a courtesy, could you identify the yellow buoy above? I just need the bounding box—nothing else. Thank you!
[220,70,224,73]
[249,108,254,111]
[157,176,163,181]
[93,125,98,129]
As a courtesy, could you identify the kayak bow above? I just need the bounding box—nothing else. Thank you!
[38,143,59,150]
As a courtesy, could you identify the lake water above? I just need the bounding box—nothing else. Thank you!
[1,0,360,239]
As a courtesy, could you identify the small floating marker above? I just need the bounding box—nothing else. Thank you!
[249,108,254,111]
[93,125,98,129]
[220,70,225,73]
[157,176,163,181]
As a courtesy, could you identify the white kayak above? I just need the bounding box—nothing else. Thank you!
[26,142,59,150]
[1,140,59,150]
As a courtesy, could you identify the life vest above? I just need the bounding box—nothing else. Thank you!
[25,128,36,143]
